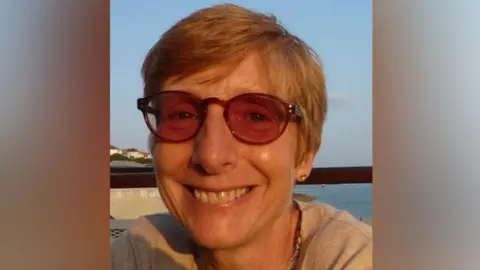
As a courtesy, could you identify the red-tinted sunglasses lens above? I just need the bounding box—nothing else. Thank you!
[227,94,288,144]
[144,92,293,144]
[147,92,203,142]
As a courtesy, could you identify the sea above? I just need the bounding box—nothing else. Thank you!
[294,184,372,219]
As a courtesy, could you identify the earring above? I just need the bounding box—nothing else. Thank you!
[299,174,308,181]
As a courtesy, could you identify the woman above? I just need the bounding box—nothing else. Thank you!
[111,4,372,270]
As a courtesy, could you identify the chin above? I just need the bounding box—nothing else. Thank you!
[181,210,253,249]
[189,223,249,249]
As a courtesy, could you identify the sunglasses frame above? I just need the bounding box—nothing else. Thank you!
[137,90,304,145]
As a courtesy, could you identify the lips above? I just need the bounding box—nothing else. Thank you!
[185,185,253,205]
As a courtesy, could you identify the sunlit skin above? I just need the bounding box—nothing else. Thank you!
[151,54,315,269]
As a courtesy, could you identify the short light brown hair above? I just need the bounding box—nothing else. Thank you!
[142,4,327,164]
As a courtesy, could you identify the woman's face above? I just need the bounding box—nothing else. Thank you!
[152,55,313,248]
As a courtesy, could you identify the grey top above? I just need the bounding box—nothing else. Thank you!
[111,201,372,270]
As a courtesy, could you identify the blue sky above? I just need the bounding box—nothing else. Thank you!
[110,1,372,167]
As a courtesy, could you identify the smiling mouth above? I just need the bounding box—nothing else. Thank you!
[185,185,253,204]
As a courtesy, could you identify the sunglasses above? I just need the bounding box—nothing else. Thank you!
[137,91,303,145]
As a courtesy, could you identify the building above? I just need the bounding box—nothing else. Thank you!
[110,145,123,156]
[123,148,151,159]
[110,146,152,159]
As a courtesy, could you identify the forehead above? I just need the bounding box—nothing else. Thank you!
[163,54,288,100]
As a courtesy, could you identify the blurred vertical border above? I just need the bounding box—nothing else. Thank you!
[0,0,110,269]
[374,0,480,269]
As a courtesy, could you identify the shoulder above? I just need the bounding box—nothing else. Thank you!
[297,201,372,270]
[110,214,196,270]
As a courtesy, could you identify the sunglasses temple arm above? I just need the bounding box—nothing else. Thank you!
[137,99,158,114]
[289,104,304,122]
[145,107,158,114]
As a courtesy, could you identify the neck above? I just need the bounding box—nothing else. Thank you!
[196,202,300,270]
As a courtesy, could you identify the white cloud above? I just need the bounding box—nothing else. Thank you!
[328,92,352,103]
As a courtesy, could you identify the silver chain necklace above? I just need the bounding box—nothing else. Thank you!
[286,208,302,270]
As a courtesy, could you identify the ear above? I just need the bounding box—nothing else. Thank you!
[295,151,316,182]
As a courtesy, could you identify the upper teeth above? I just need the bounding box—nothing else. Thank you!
[194,188,249,204]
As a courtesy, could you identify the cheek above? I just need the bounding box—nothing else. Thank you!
[256,146,292,164]
[152,143,193,216]
[153,143,192,176]
[250,131,298,185]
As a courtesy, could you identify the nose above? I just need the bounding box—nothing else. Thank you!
[191,106,238,175]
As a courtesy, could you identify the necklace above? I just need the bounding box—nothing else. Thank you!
[286,207,302,270]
